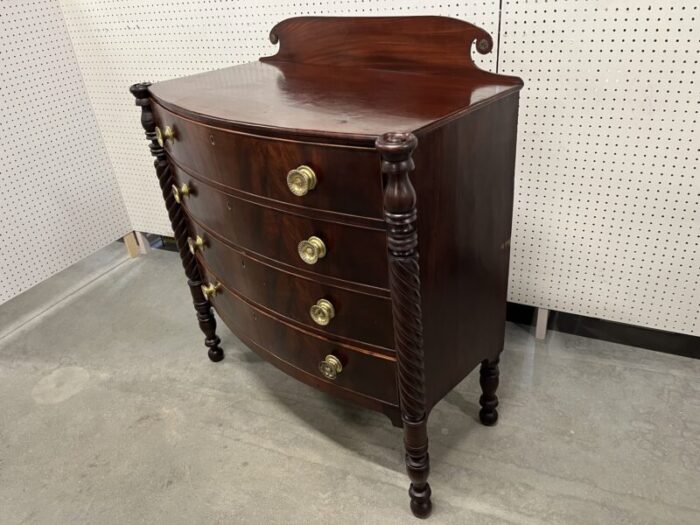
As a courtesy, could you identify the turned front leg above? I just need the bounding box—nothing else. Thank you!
[377,132,432,518]
[404,418,432,518]
[189,279,224,362]
[130,82,224,363]
[479,357,500,425]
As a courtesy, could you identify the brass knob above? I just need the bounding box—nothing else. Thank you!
[171,183,191,204]
[201,282,221,299]
[187,235,206,254]
[318,355,342,380]
[297,236,326,265]
[156,125,175,147]
[310,299,335,326]
[286,165,317,196]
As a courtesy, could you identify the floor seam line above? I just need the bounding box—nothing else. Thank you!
[0,256,132,343]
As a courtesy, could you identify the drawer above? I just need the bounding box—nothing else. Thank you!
[189,223,394,349]
[153,103,384,219]
[203,269,399,406]
[173,165,389,289]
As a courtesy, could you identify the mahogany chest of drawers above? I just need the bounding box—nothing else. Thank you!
[131,16,522,518]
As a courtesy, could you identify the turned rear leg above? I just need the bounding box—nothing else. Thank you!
[478,358,500,426]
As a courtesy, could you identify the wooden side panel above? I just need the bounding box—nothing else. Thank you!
[414,94,520,410]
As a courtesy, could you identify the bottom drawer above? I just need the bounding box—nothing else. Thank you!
[203,269,399,407]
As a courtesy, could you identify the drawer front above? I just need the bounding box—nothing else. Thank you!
[190,223,394,350]
[173,165,389,289]
[153,103,383,218]
[204,270,399,406]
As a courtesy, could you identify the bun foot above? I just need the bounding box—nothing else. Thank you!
[208,346,224,362]
[479,407,498,426]
[409,483,432,519]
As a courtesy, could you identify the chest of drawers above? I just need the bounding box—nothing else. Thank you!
[130,15,522,518]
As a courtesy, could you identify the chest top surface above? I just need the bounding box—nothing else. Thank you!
[149,16,523,145]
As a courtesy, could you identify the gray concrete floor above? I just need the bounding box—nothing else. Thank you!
[1,244,698,525]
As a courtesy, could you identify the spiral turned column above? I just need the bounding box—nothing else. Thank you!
[377,132,431,518]
[129,83,224,362]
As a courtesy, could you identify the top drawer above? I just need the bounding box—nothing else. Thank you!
[152,103,384,219]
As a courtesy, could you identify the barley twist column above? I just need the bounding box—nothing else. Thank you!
[129,83,223,362]
[377,132,431,518]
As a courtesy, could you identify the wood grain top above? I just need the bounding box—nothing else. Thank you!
[148,16,522,145]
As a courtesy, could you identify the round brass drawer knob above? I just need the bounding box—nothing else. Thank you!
[187,235,206,254]
[156,125,175,147]
[310,299,335,326]
[201,282,221,299]
[297,236,326,265]
[286,165,317,196]
[172,183,191,204]
[318,355,342,380]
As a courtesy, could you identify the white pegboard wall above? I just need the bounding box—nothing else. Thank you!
[54,0,698,337]
[501,0,699,336]
[57,0,500,236]
[0,0,131,304]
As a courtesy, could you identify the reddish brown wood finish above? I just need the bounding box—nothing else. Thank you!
[377,132,432,518]
[148,29,522,146]
[172,164,389,288]
[137,15,523,519]
[201,266,400,408]
[412,95,520,411]
[188,220,395,350]
[262,16,494,73]
[152,103,385,219]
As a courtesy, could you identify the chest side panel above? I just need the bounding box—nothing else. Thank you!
[413,95,520,409]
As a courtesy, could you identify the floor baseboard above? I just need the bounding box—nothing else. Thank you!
[506,302,699,360]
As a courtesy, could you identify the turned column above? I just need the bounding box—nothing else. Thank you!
[377,132,431,518]
[129,83,224,362]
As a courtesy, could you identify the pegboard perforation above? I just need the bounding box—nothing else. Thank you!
[5,0,695,335]
[1,0,131,304]
[503,0,698,336]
